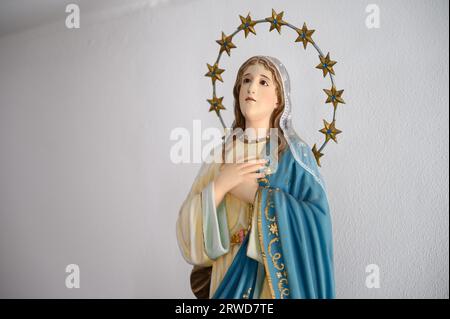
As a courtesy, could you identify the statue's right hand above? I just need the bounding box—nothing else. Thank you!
[214,158,267,196]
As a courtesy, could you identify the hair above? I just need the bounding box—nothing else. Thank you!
[222,56,287,162]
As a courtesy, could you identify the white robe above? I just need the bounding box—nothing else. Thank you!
[176,137,272,298]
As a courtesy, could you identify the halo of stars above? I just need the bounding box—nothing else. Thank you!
[205,8,346,167]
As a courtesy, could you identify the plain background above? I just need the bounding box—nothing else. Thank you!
[0,0,448,298]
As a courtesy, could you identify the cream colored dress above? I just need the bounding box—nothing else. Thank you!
[176,137,272,299]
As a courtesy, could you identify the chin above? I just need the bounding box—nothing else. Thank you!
[241,109,256,119]
[244,114,265,123]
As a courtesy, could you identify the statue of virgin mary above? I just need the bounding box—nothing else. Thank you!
[176,55,335,299]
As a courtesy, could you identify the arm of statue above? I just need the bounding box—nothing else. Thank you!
[176,159,265,265]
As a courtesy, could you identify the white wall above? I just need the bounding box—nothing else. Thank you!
[0,0,448,298]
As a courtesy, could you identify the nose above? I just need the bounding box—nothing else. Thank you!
[247,80,256,94]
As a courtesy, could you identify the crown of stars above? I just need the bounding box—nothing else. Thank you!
[319,120,342,143]
[207,96,225,112]
[316,53,337,77]
[323,85,345,109]
[216,32,236,56]
[265,9,287,34]
[204,63,225,84]
[205,9,346,167]
[295,22,315,49]
[238,13,257,38]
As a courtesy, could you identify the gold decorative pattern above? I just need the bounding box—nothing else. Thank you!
[269,223,278,236]
[268,239,284,271]
[278,278,290,298]
[230,228,248,245]
[256,188,290,298]
[256,189,276,299]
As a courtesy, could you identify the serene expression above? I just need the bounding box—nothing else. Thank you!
[239,63,279,126]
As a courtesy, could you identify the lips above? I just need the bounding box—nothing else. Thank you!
[245,97,256,102]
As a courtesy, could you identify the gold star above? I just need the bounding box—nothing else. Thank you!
[315,53,337,77]
[238,13,257,38]
[216,32,236,56]
[204,63,225,84]
[207,96,225,112]
[269,223,278,236]
[265,9,287,34]
[312,144,324,167]
[295,22,315,49]
[319,120,342,143]
[323,85,345,109]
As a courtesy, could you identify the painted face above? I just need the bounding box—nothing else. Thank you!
[239,63,279,126]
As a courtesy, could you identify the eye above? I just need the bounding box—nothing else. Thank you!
[260,80,268,86]
[243,78,250,83]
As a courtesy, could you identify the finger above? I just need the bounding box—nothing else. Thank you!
[234,155,258,164]
[239,159,268,167]
[244,172,266,179]
[239,162,265,171]
[240,163,266,174]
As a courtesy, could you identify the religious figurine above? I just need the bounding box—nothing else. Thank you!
[176,56,335,299]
